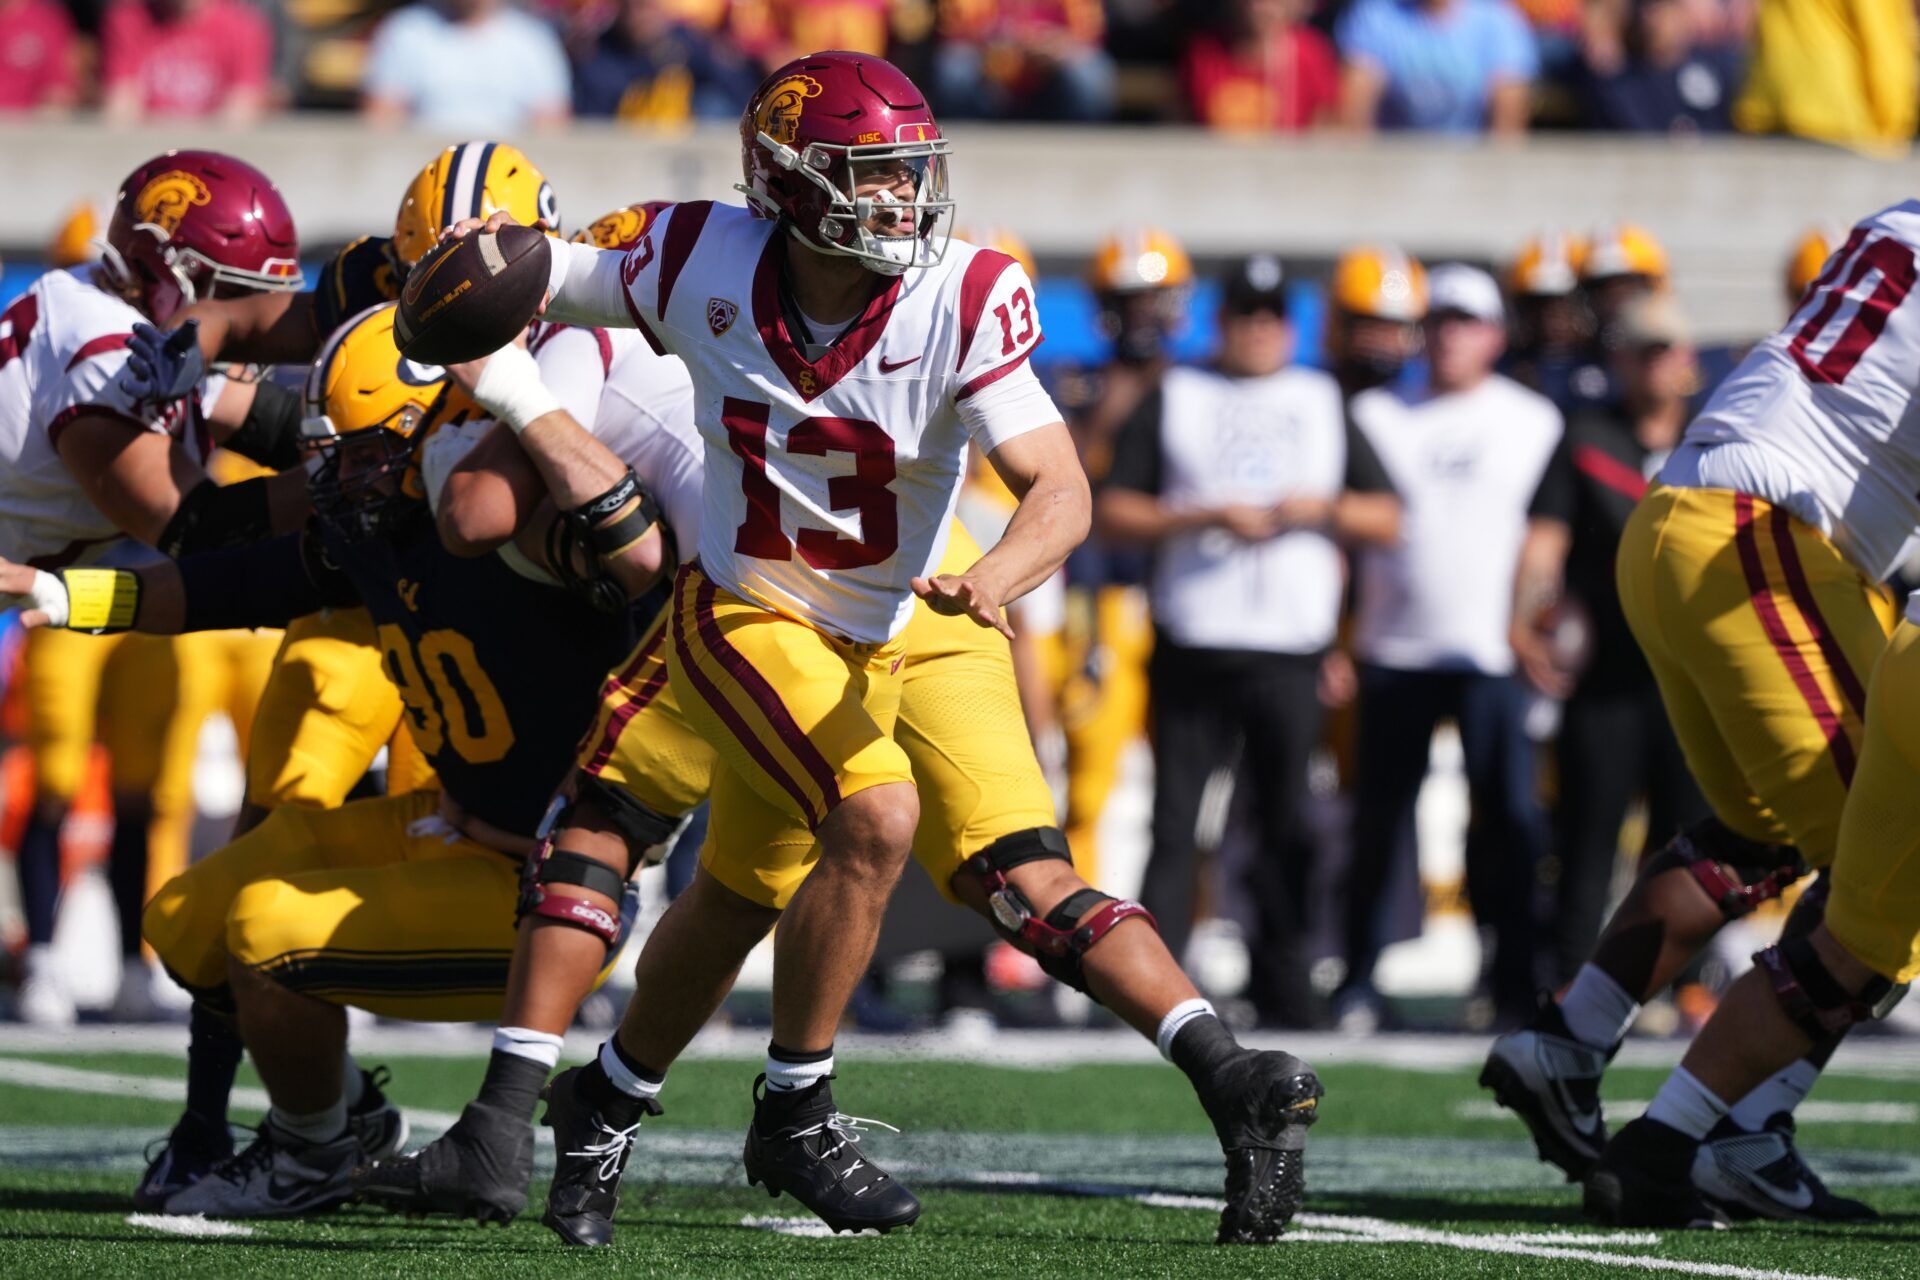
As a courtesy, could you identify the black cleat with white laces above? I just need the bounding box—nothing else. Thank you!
[539,1065,661,1246]
[1585,1117,1731,1229]
[742,1074,921,1235]
[1194,1050,1323,1243]
[1692,1112,1877,1222]
[353,1099,534,1224]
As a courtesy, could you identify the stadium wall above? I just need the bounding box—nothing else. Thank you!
[9,122,1917,340]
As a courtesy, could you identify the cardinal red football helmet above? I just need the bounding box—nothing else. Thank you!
[102,150,303,324]
[738,51,953,277]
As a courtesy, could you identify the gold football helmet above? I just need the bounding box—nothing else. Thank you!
[393,142,560,269]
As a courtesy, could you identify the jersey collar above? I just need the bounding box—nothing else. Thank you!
[752,231,903,403]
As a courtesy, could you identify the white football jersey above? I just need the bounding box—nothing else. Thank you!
[1678,200,1920,582]
[0,268,210,568]
[546,201,1053,643]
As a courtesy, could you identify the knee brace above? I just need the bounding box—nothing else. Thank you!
[958,826,1157,994]
[1646,818,1806,920]
[517,779,679,948]
[1757,934,1906,1041]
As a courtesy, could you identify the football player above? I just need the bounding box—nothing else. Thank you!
[118,145,565,1200]
[0,302,655,1217]
[1,151,311,1025]
[430,50,1325,1242]
[1324,245,1428,399]
[1489,203,1920,1225]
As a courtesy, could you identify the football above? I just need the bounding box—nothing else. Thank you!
[393,223,552,365]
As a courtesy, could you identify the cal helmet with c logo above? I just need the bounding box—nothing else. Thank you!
[102,149,304,324]
[737,50,955,277]
[393,141,561,269]
[302,303,454,541]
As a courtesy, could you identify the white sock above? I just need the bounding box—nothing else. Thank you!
[341,1051,366,1107]
[1644,1066,1730,1140]
[269,1096,348,1145]
[598,1039,665,1100]
[764,1049,833,1092]
[1155,998,1216,1062]
[1558,964,1640,1050]
[1727,1058,1820,1131]
[495,1026,566,1070]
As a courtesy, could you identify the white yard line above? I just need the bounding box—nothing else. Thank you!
[123,1212,254,1238]
[10,1024,1920,1077]
[1455,1099,1920,1124]
[0,1058,463,1133]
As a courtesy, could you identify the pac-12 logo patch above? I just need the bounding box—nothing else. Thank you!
[707,297,738,336]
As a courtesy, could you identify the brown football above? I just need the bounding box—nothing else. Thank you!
[394,223,552,365]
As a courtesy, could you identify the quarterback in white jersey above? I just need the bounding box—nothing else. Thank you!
[442,49,1105,1242]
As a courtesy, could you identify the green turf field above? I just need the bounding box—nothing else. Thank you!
[4,1042,1919,1278]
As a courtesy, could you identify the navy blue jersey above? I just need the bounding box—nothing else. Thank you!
[311,235,402,338]
[315,513,634,835]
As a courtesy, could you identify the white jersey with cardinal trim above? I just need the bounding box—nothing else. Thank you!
[0,268,211,568]
[1672,199,1920,582]
[528,318,702,559]
[544,200,1058,644]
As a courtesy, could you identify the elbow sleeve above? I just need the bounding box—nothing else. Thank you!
[157,477,276,558]
[221,380,305,471]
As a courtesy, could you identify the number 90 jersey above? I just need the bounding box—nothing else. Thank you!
[1684,200,1920,582]
[571,200,1051,645]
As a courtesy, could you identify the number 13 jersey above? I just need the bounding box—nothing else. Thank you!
[546,200,1059,644]
[1679,200,1920,582]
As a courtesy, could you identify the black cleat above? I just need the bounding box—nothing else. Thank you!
[353,1099,533,1224]
[742,1074,920,1235]
[346,1065,410,1165]
[1585,1117,1731,1229]
[1195,1050,1323,1243]
[1480,999,1610,1181]
[539,1066,660,1247]
[134,1113,234,1210]
[1693,1113,1877,1222]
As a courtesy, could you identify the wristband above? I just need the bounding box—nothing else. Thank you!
[470,343,563,434]
[591,493,662,559]
[59,568,140,633]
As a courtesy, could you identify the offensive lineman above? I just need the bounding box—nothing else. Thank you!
[441,51,1324,1238]
[1486,202,1920,1223]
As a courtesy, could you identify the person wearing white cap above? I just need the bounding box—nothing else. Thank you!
[1337,263,1564,1033]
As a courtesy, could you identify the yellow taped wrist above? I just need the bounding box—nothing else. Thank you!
[62,568,140,633]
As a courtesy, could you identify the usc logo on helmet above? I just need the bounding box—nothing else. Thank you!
[579,206,648,250]
[134,170,213,236]
[757,73,822,146]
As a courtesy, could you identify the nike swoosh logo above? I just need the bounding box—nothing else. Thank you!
[877,355,920,373]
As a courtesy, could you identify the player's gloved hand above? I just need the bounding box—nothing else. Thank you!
[120,320,205,407]
[0,561,70,628]
[913,568,1015,639]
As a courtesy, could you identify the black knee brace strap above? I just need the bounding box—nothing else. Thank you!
[549,774,681,872]
[960,827,1156,994]
[1758,934,1904,1041]
[1649,819,1806,920]
[517,841,628,948]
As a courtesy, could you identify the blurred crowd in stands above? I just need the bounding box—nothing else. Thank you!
[1,0,1915,148]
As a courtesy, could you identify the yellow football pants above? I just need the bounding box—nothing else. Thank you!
[1827,619,1920,982]
[1617,485,1895,867]
[143,790,525,1021]
[1059,584,1152,882]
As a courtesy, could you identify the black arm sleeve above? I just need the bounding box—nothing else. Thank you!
[220,380,304,471]
[1342,416,1396,494]
[157,477,277,558]
[1102,385,1165,494]
[1528,436,1577,522]
[176,526,359,632]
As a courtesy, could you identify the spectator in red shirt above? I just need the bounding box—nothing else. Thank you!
[1181,0,1340,131]
[101,0,273,124]
[0,0,76,113]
